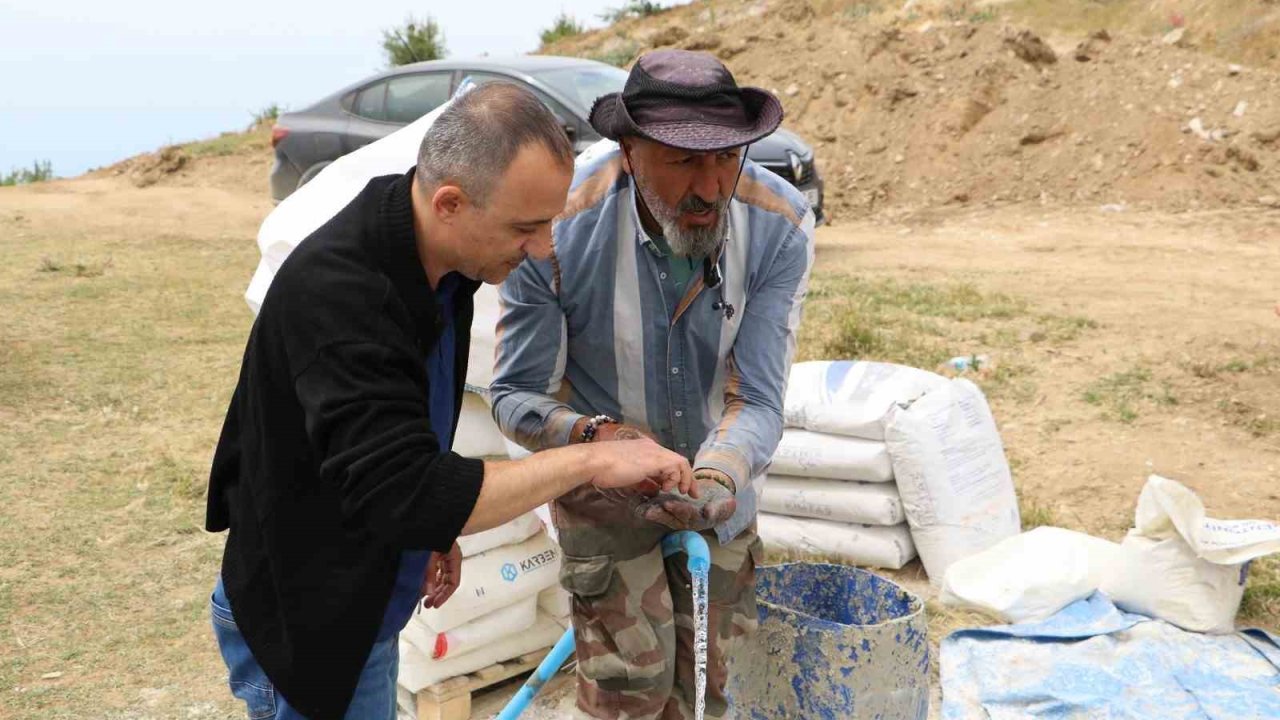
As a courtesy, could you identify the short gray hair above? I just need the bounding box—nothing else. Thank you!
[416,83,574,206]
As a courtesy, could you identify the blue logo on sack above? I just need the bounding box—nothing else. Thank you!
[501,563,518,582]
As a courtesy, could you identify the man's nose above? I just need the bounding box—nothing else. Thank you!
[690,160,724,206]
[691,179,721,208]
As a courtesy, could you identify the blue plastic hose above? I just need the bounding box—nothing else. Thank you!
[495,531,711,719]
[494,626,576,720]
[661,529,711,576]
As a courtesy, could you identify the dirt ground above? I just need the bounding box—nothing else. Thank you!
[819,203,1280,537]
[2,167,1276,718]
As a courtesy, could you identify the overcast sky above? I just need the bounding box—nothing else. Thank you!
[1,0,680,177]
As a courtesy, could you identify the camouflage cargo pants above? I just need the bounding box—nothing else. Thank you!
[553,484,761,720]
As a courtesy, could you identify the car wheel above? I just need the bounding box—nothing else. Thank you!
[297,161,333,189]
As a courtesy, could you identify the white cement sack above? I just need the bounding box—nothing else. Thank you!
[466,283,502,392]
[413,530,560,633]
[757,513,917,569]
[941,526,1122,623]
[760,475,904,526]
[451,391,510,459]
[885,379,1020,585]
[770,430,893,483]
[1130,474,1280,565]
[398,610,566,694]
[538,584,572,620]
[1101,475,1280,634]
[456,511,543,558]
[1105,534,1247,634]
[534,503,555,541]
[784,361,946,440]
[430,596,538,660]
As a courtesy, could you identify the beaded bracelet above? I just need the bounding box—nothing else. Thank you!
[579,414,617,443]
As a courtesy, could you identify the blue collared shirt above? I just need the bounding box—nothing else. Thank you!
[378,272,460,639]
[490,144,815,543]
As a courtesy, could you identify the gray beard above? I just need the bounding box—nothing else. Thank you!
[666,214,726,259]
[636,180,728,260]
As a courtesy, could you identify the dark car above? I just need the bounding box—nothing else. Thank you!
[270,55,824,221]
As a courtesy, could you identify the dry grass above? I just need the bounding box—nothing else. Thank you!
[796,274,1095,404]
[181,123,271,160]
[0,186,260,718]
[1241,556,1280,629]
[1081,366,1178,424]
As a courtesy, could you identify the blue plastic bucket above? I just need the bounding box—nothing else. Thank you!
[726,563,929,720]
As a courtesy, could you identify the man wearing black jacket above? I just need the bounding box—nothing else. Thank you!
[205,83,695,720]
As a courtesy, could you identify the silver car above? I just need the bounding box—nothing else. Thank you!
[270,55,824,221]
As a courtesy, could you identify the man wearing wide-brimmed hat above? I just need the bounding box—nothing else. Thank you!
[491,50,815,718]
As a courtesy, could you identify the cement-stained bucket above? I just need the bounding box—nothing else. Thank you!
[726,563,929,720]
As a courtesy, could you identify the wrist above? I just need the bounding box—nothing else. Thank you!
[569,417,590,444]
[557,444,602,490]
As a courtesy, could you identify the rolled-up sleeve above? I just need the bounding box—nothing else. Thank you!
[695,211,815,491]
[295,340,484,553]
[490,257,585,451]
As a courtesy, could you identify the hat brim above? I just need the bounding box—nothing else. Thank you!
[588,88,784,152]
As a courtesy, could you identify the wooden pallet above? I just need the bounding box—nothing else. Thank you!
[415,649,554,720]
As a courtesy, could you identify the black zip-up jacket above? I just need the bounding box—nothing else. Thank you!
[205,170,485,719]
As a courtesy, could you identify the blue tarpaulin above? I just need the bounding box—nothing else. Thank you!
[941,592,1280,719]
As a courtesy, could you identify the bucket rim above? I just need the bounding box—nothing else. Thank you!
[755,562,925,631]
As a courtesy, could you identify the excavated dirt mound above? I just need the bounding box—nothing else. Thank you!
[545,0,1280,221]
[94,124,273,196]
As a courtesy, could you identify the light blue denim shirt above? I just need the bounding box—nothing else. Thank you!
[490,143,815,543]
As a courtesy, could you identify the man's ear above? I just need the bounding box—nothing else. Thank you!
[431,184,467,223]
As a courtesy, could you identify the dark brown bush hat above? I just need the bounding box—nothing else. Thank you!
[588,49,784,152]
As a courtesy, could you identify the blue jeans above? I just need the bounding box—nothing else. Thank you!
[210,578,398,720]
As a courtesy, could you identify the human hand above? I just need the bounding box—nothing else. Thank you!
[588,438,694,497]
[635,471,737,531]
[420,542,462,610]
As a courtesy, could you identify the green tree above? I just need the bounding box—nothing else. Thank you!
[540,12,584,46]
[382,15,447,67]
[1,160,54,186]
[599,0,665,23]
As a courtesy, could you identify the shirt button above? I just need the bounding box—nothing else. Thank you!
[675,410,683,418]
[679,443,688,449]
[660,272,668,280]
[672,368,679,375]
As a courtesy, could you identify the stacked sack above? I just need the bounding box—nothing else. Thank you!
[762,361,1021,583]
[759,361,942,570]
[396,512,572,716]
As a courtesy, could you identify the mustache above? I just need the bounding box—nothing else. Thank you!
[678,194,726,214]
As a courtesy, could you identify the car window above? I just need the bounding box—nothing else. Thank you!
[384,73,453,124]
[354,81,387,121]
[531,66,628,116]
[460,71,574,124]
